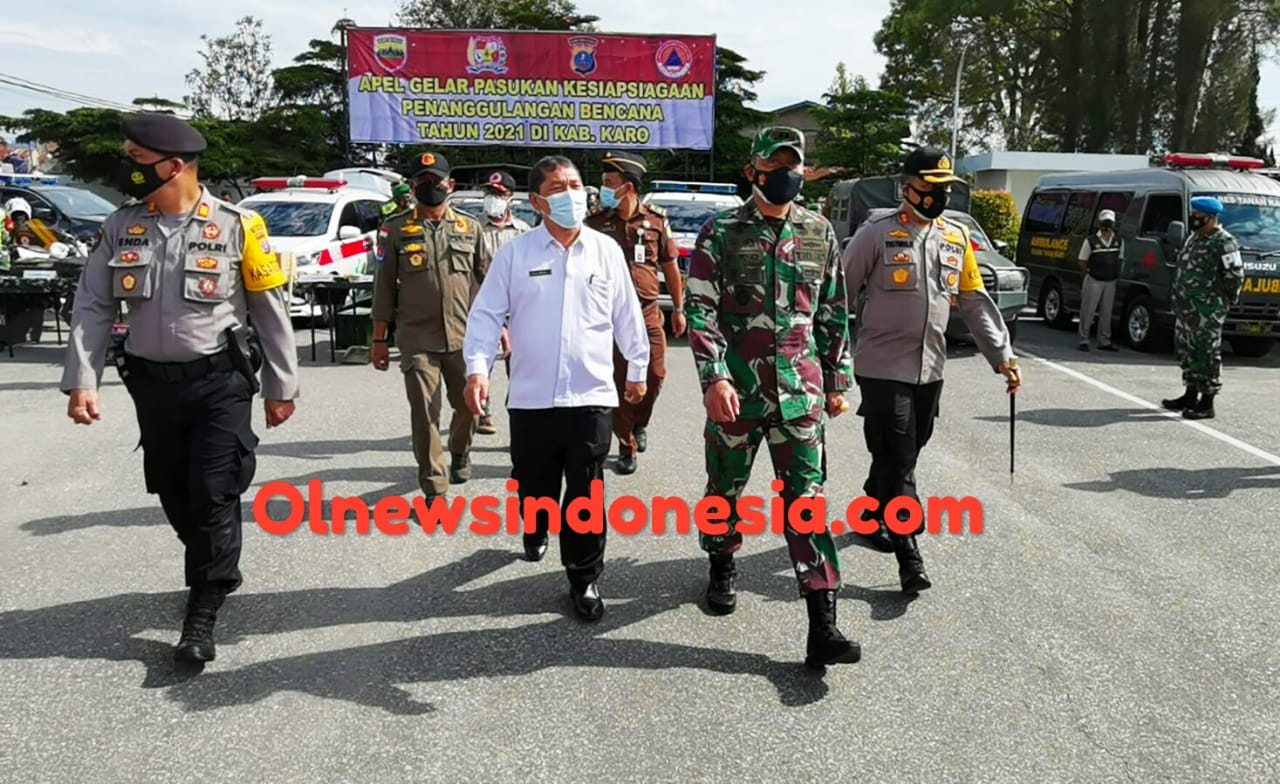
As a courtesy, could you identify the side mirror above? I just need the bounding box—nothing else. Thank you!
[1167,221,1186,248]
[993,238,1009,252]
[338,225,362,240]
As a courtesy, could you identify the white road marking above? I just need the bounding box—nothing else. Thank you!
[1020,348,1280,468]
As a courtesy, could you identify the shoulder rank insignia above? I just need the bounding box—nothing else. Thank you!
[647,203,666,217]
[196,202,211,220]
[888,229,910,239]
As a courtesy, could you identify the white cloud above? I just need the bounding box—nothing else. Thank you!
[0,23,122,55]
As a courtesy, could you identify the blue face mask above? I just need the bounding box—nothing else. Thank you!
[544,188,588,229]
[599,186,620,209]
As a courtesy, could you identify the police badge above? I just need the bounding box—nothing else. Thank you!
[569,36,599,76]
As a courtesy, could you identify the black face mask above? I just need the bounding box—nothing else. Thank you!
[415,182,449,207]
[907,184,948,219]
[117,157,174,201]
[752,166,804,206]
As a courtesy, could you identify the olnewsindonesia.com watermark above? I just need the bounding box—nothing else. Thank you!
[252,480,984,537]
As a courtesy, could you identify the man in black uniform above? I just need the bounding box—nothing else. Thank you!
[61,113,300,664]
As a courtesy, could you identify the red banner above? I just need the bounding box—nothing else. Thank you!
[345,28,717,149]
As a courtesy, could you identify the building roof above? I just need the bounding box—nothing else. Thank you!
[957,151,1151,174]
[767,100,823,115]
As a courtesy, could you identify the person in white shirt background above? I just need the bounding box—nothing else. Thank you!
[463,155,650,621]
[1077,208,1123,352]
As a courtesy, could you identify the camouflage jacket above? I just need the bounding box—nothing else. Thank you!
[684,199,853,421]
[1173,226,1244,306]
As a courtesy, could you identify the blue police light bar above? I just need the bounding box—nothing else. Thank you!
[0,172,58,186]
[650,180,739,194]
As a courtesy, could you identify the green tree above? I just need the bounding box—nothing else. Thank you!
[812,64,911,176]
[185,16,279,122]
[396,0,598,29]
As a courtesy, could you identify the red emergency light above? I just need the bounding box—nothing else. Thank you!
[1163,153,1266,170]
[250,176,348,190]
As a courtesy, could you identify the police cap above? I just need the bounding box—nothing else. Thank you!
[903,146,963,184]
[409,151,451,180]
[602,151,647,180]
[121,112,207,157]
[484,170,517,195]
[1190,196,1224,216]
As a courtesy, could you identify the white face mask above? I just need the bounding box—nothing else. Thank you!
[483,194,508,219]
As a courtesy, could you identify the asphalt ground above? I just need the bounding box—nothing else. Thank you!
[2,311,1278,783]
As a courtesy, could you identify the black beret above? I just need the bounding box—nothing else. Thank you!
[122,112,207,156]
[602,150,646,178]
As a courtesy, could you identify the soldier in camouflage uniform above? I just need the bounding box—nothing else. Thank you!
[381,181,414,222]
[685,127,860,669]
[1161,196,1245,420]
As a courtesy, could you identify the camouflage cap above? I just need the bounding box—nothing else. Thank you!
[749,126,805,164]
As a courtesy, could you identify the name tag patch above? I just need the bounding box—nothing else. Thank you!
[529,268,552,277]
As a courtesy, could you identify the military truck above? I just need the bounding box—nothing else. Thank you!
[824,175,1030,340]
[1017,152,1280,357]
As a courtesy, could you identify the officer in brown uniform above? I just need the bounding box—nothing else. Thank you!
[371,152,487,497]
[584,151,685,474]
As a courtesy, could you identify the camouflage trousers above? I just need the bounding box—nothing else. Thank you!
[700,409,841,595]
[1173,294,1228,396]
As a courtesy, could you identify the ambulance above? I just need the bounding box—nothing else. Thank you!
[640,181,743,317]
[239,176,390,323]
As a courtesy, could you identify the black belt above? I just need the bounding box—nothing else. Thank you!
[124,349,236,382]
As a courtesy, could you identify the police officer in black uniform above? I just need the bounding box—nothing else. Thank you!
[61,113,300,664]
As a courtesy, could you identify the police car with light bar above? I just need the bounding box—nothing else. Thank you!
[0,172,116,245]
[641,181,744,316]
[1018,152,1280,357]
[239,175,389,324]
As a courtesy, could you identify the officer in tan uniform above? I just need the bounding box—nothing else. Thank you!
[841,146,1022,593]
[371,152,486,496]
[475,170,530,435]
[60,112,300,664]
[584,151,685,474]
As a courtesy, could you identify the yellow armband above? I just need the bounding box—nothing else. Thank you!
[240,213,286,292]
[958,231,985,292]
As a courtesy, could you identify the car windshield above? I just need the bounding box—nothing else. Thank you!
[1195,193,1280,253]
[947,213,995,249]
[451,197,540,227]
[245,201,333,237]
[37,187,118,218]
[649,201,723,233]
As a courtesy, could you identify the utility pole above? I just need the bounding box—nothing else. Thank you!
[951,38,974,161]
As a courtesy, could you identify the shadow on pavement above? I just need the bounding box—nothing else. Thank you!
[1063,466,1280,499]
[973,407,1168,428]
[0,544,915,713]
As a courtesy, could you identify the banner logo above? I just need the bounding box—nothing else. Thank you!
[466,35,509,75]
[569,36,599,76]
[373,34,408,73]
[655,40,693,79]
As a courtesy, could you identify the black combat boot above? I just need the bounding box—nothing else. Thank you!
[1161,386,1198,411]
[634,426,648,453]
[804,590,861,668]
[892,534,932,593]
[1183,393,1215,420]
[706,553,737,615]
[175,585,228,664]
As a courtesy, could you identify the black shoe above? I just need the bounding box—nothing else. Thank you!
[855,514,895,553]
[1098,344,1118,352]
[804,590,861,668]
[706,554,737,615]
[892,534,932,593]
[1183,393,1215,420]
[449,454,471,484]
[1078,342,1089,351]
[571,582,605,621]
[174,586,227,663]
[634,426,648,453]
[523,534,548,562]
[616,454,637,475]
[1161,386,1198,411]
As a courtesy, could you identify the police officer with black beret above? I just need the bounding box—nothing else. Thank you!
[61,112,300,665]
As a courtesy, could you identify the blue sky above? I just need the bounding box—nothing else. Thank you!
[5,0,1280,153]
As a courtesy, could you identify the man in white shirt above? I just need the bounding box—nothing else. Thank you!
[463,155,650,621]
[1077,209,1122,352]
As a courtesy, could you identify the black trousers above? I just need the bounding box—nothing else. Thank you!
[121,354,258,591]
[509,406,612,589]
[855,376,943,533]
